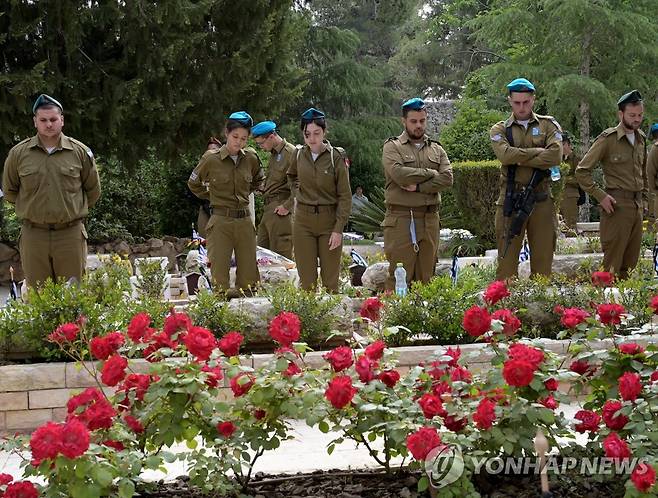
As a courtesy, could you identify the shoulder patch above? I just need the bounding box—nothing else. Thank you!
[491,134,503,142]
[537,114,562,132]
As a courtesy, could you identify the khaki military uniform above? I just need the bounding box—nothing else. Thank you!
[559,154,581,231]
[575,123,647,278]
[287,141,351,292]
[257,139,295,259]
[2,134,101,287]
[188,145,264,292]
[382,131,452,289]
[646,142,658,228]
[490,113,562,280]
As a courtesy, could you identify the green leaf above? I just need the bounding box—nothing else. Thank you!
[186,439,198,449]
[91,466,113,488]
[327,443,335,455]
[418,475,429,492]
[118,478,135,498]
[318,421,330,433]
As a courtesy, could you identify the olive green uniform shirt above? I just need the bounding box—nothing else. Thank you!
[287,141,351,233]
[262,139,295,211]
[3,134,101,224]
[490,113,563,203]
[382,131,453,207]
[575,123,647,202]
[188,144,264,209]
[646,141,658,194]
[563,154,580,187]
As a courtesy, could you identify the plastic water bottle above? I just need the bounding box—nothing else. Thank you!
[550,166,561,181]
[394,263,407,297]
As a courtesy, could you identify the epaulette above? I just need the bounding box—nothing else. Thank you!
[598,128,617,139]
[333,146,346,157]
[68,137,94,159]
[384,136,398,144]
[429,138,443,146]
[536,114,563,132]
[244,146,258,156]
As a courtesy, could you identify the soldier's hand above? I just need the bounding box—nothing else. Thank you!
[600,195,616,214]
[328,232,342,251]
[274,205,289,216]
[401,184,417,192]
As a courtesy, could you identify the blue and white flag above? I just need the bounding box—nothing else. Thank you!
[450,254,459,286]
[653,243,658,277]
[350,249,368,268]
[192,229,208,264]
[518,238,530,262]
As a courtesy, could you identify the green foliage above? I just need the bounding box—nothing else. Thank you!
[187,290,251,338]
[451,161,501,247]
[267,283,341,344]
[440,98,506,162]
[134,259,168,300]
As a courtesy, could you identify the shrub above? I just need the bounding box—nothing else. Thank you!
[186,290,251,338]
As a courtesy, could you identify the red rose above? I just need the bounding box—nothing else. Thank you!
[591,271,614,287]
[218,331,243,357]
[67,387,117,430]
[378,369,400,388]
[482,387,508,404]
[118,373,152,403]
[406,426,442,460]
[544,378,558,391]
[359,297,384,322]
[426,361,448,380]
[603,432,631,460]
[618,372,642,401]
[101,354,128,387]
[508,343,544,369]
[560,308,590,329]
[491,309,521,336]
[432,381,451,398]
[90,331,125,360]
[3,481,39,498]
[574,410,601,433]
[143,331,178,362]
[618,342,644,355]
[201,365,224,388]
[444,415,468,432]
[597,303,625,325]
[59,418,90,459]
[268,311,301,346]
[162,310,192,338]
[217,421,237,438]
[569,360,592,376]
[30,421,63,461]
[418,394,447,419]
[364,340,386,361]
[502,359,535,387]
[450,366,472,383]
[124,415,144,434]
[462,306,491,337]
[651,295,658,314]
[127,312,151,342]
[282,362,302,377]
[652,371,658,382]
[473,398,496,429]
[230,373,255,397]
[355,355,377,383]
[102,440,125,451]
[325,375,358,409]
[602,400,629,430]
[0,473,13,485]
[182,326,217,361]
[444,346,461,367]
[631,462,656,493]
[323,346,354,372]
[483,280,510,305]
[539,395,558,410]
[254,409,267,420]
[47,322,79,344]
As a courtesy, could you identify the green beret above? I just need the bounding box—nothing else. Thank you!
[617,90,643,109]
[33,94,63,114]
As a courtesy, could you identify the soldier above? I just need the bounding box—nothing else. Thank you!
[576,90,647,278]
[2,94,101,288]
[381,97,453,290]
[194,137,221,238]
[251,121,295,259]
[645,123,658,230]
[188,111,264,294]
[287,108,351,292]
[490,78,562,280]
[558,132,584,232]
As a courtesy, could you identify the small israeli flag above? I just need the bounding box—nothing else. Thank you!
[518,238,530,262]
[450,254,459,286]
[350,249,368,268]
[192,229,208,264]
[653,243,658,277]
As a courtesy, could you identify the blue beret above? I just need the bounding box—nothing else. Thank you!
[251,121,277,137]
[617,90,643,108]
[228,111,253,127]
[506,78,535,93]
[33,94,63,114]
[401,97,426,111]
[650,123,658,136]
[301,108,325,121]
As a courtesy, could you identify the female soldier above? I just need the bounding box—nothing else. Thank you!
[188,112,264,294]
[287,108,351,292]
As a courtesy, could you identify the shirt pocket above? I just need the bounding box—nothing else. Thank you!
[59,162,82,192]
[18,164,41,193]
[610,153,630,164]
[531,133,547,146]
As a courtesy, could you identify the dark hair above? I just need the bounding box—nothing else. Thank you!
[35,104,63,115]
[619,101,643,112]
[225,120,251,132]
[402,107,427,118]
[300,117,326,132]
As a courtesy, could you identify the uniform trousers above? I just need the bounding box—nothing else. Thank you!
[559,186,580,231]
[600,196,642,279]
[257,201,293,259]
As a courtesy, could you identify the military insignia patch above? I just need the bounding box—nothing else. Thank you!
[491,134,502,141]
[532,127,539,136]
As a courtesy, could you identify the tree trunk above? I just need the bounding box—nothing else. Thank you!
[578,30,592,223]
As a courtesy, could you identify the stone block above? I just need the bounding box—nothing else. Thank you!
[52,407,67,422]
[65,362,99,388]
[0,412,5,430]
[0,392,28,411]
[0,364,65,391]
[29,388,75,409]
[6,409,53,430]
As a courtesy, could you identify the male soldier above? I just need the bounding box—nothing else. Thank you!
[194,137,221,238]
[645,123,658,230]
[490,78,562,280]
[2,94,101,288]
[251,121,295,259]
[576,90,647,278]
[381,97,453,290]
[559,132,584,232]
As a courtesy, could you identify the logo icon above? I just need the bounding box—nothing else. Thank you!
[425,443,465,489]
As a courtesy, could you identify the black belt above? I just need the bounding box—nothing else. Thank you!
[297,203,336,213]
[388,204,439,213]
[24,219,82,231]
